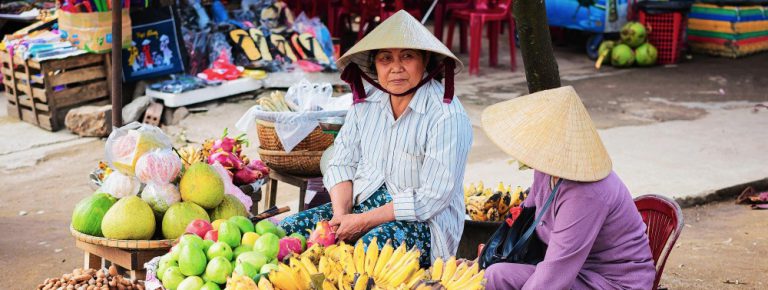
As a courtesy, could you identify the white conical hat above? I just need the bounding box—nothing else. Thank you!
[481,86,612,182]
[337,10,463,78]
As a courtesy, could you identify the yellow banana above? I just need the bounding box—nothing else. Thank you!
[497,182,505,194]
[300,255,319,275]
[373,240,394,279]
[353,240,365,273]
[444,262,477,289]
[323,280,339,290]
[387,259,419,286]
[353,273,369,290]
[441,256,457,283]
[476,181,484,193]
[451,270,485,290]
[338,276,352,290]
[406,268,426,289]
[381,249,419,286]
[268,266,300,290]
[365,237,379,275]
[340,252,358,277]
[257,276,275,290]
[378,244,407,284]
[289,257,312,289]
[430,257,444,281]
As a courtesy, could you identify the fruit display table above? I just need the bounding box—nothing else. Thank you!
[264,170,322,212]
[75,240,167,281]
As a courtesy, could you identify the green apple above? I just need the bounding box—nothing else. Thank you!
[161,266,185,290]
[202,239,214,252]
[252,233,280,260]
[233,244,253,259]
[179,245,207,276]
[200,281,221,290]
[229,216,255,233]
[177,276,204,290]
[254,220,279,236]
[218,221,241,248]
[157,253,179,280]
[234,262,259,280]
[236,251,268,272]
[259,263,278,275]
[275,226,286,238]
[204,256,232,284]
[206,242,233,261]
[179,234,205,250]
[289,233,307,250]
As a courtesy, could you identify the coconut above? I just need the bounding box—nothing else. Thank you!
[635,43,658,66]
[611,44,635,68]
[620,22,647,48]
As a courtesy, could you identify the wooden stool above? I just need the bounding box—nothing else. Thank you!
[264,171,322,212]
[75,240,167,280]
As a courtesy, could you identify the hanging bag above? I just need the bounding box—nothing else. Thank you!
[479,179,563,269]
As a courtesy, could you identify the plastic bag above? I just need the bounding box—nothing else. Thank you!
[141,182,181,215]
[211,162,254,210]
[182,28,210,75]
[100,171,141,198]
[135,149,183,184]
[292,12,336,67]
[286,79,333,112]
[105,122,173,176]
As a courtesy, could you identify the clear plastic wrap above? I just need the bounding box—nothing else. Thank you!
[105,122,172,176]
[141,182,181,215]
[135,148,183,184]
[211,162,253,210]
[100,171,141,198]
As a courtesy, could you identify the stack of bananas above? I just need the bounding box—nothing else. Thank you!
[465,182,527,222]
[259,91,299,112]
[177,145,205,168]
[266,237,428,290]
[421,257,485,290]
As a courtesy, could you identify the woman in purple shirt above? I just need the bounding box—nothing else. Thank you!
[480,86,656,289]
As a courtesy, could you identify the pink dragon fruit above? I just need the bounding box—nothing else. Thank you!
[210,128,249,155]
[208,150,244,170]
[247,159,270,176]
[233,166,263,186]
[307,221,337,248]
[277,237,303,261]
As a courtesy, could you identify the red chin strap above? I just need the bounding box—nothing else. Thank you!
[341,58,456,104]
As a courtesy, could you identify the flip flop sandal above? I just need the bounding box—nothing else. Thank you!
[299,33,330,64]
[290,33,309,60]
[229,29,262,61]
[249,28,273,61]
[269,33,298,62]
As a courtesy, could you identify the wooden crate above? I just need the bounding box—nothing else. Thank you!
[1,51,111,131]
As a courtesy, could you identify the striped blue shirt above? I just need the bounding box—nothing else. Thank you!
[323,79,473,261]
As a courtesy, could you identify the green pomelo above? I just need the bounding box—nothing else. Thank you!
[162,202,210,239]
[180,163,225,209]
[72,192,117,237]
[101,196,155,240]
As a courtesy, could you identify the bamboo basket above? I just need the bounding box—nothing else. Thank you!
[256,120,334,151]
[257,148,324,176]
[70,225,174,250]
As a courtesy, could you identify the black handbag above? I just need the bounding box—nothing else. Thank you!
[479,179,563,269]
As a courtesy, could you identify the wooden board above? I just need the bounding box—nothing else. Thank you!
[54,81,109,108]
[50,66,107,87]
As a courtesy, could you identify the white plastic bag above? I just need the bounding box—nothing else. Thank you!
[100,171,141,198]
[141,182,181,215]
[135,149,183,184]
[105,122,172,176]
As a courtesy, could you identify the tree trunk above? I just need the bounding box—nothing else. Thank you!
[514,0,562,93]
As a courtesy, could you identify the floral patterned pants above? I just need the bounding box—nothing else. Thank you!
[279,186,432,266]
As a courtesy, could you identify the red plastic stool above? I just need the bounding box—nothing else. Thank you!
[446,0,516,75]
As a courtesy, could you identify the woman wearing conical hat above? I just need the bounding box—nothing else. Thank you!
[279,11,473,265]
[481,86,656,289]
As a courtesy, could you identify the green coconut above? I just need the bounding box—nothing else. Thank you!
[620,22,648,48]
[635,43,658,66]
[611,44,635,68]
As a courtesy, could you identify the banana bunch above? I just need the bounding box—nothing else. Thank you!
[225,272,259,290]
[259,90,300,112]
[465,182,527,222]
[177,145,204,168]
[423,257,485,290]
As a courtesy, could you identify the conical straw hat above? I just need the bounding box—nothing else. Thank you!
[481,86,612,182]
[337,10,463,79]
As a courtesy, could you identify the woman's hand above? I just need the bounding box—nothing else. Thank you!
[330,214,370,242]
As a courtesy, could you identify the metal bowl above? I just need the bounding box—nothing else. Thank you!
[318,117,345,131]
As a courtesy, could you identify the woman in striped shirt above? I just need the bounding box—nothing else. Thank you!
[279,11,473,265]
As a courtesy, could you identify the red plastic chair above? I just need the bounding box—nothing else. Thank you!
[634,194,684,290]
[433,0,473,46]
[446,0,516,75]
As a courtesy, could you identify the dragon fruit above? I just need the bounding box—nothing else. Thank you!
[306,221,336,248]
[233,166,263,185]
[277,237,303,261]
[209,128,249,155]
[247,159,270,176]
[210,162,253,210]
[208,150,244,170]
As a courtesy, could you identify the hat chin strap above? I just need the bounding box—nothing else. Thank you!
[341,59,456,104]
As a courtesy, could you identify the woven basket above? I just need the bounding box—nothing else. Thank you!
[258,148,324,176]
[70,225,174,250]
[256,120,334,151]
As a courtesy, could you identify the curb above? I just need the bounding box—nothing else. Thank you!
[675,177,768,208]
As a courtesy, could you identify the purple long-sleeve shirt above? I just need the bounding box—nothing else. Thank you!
[485,170,656,290]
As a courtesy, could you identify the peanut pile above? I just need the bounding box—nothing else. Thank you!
[37,265,145,290]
